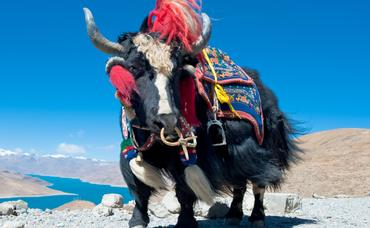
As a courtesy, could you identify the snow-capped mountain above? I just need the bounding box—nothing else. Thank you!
[0,148,19,157]
[0,148,124,187]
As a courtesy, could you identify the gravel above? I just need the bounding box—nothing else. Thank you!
[0,197,369,227]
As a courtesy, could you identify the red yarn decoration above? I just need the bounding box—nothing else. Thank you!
[109,65,137,107]
[148,0,202,51]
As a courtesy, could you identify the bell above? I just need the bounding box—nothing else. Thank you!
[207,119,227,146]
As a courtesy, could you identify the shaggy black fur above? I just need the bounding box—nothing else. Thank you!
[114,27,301,227]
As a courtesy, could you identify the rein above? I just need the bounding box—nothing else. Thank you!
[131,124,157,152]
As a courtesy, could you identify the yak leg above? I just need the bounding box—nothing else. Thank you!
[249,183,266,228]
[120,156,152,228]
[225,184,247,225]
[128,177,152,228]
[175,184,198,228]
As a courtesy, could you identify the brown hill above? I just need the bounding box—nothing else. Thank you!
[54,200,96,211]
[0,170,67,198]
[279,128,370,197]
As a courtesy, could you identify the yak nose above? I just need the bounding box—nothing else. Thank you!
[155,114,178,133]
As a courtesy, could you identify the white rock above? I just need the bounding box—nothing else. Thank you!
[2,221,25,228]
[312,193,326,199]
[56,223,65,227]
[162,192,180,214]
[242,194,255,211]
[194,201,210,217]
[93,204,113,217]
[102,194,123,208]
[264,193,302,214]
[149,203,171,218]
[0,202,15,216]
[334,194,350,198]
[45,209,52,214]
[11,200,28,211]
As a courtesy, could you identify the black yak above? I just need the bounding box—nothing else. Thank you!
[83,1,301,227]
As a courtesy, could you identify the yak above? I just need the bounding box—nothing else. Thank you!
[83,1,301,227]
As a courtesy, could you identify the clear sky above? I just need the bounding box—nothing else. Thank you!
[1,0,369,161]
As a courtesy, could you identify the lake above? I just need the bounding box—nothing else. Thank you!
[0,175,133,210]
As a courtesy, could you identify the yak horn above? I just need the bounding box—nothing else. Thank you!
[191,13,212,56]
[83,8,125,55]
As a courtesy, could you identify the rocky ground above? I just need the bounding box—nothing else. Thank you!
[0,193,369,228]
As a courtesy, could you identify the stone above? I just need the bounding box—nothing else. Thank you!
[122,201,135,213]
[243,194,255,211]
[312,193,326,199]
[92,204,113,217]
[16,209,28,215]
[194,201,210,217]
[2,221,25,228]
[45,209,52,214]
[10,200,28,211]
[0,202,15,216]
[101,194,123,208]
[207,202,229,219]
[162,192,180,214]
[334,194,350,198]
[264,193,302,214]
[148,203,171,218]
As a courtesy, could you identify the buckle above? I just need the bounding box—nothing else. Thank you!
[207,120,227,146]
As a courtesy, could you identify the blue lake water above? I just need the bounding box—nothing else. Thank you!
[0,175,133,210]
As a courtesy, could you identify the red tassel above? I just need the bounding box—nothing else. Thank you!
[109,65,137,107]
[148,0,202,51]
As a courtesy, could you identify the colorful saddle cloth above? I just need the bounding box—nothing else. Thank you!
[195,47,264,145]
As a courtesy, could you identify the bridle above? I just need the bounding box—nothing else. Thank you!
[160,127,197,161]
[130,123,157,152]
[130,117,197,161]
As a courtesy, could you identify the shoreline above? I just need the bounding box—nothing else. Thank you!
[29,174,128,188]
[84,180,127,188]
[0,174,128,200]
[0,192,77,200]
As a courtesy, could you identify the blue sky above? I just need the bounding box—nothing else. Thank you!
[0,0,369,161]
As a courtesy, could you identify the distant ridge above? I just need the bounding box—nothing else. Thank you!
[0,170,67,198]
[0,149,125,187]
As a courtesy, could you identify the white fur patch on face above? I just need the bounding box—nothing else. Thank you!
[133,33,174,77]
[154,73,173,115]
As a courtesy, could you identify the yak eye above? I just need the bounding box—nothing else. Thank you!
[149,73,155,80]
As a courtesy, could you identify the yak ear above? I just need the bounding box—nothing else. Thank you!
[140,16,150,33]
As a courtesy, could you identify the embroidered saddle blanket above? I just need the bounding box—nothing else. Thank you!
[195,47,264,145]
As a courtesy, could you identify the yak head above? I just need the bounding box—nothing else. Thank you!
[83,2,211,136]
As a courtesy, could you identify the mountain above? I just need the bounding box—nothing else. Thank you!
[2,128,369,197]
[280,128,370,197]
[0,170,66,198]
[0,149,124,187]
